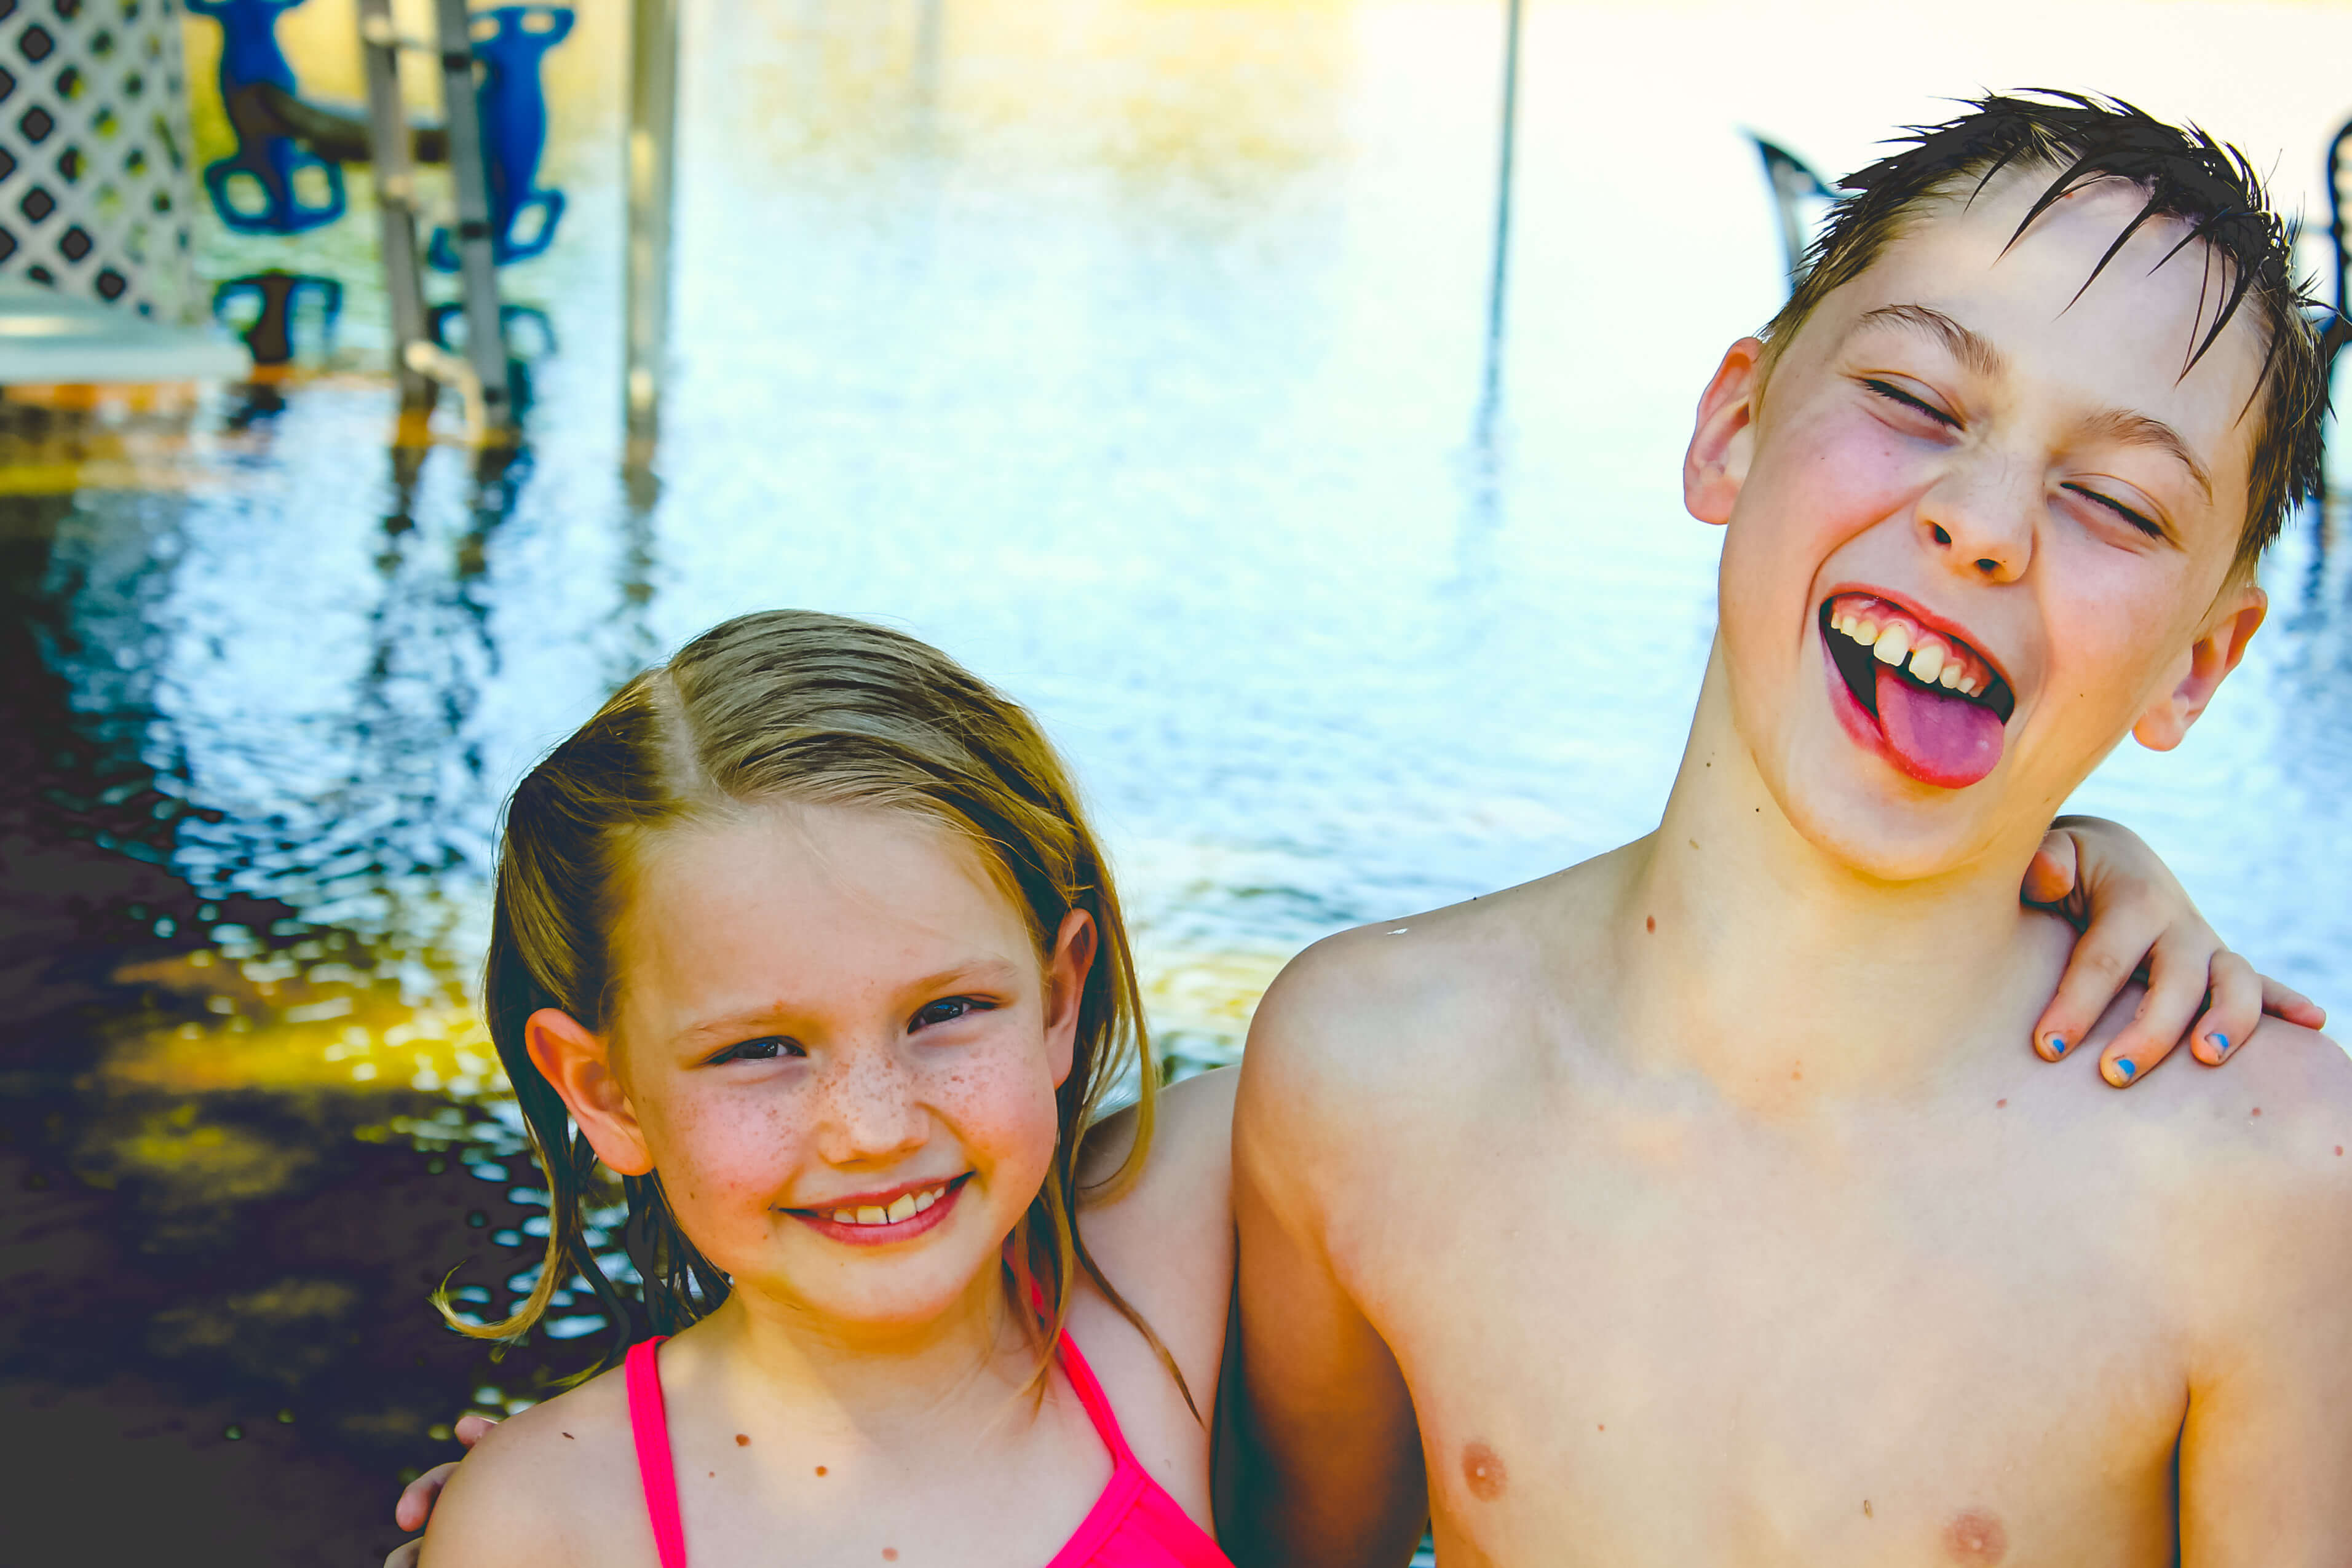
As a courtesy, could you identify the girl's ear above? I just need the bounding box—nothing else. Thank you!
[2132,586,2266,751]
[526,1007,655,1176]
[1042,909,1097,1091]
[1684,337,1766,526]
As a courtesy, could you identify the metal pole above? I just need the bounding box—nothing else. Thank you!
[1470,0,1523,459]
[433,0,513,440]
[625,0,680,461]
[357,0,434,416]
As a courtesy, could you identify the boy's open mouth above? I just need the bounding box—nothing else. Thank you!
[1819,593,2014,790]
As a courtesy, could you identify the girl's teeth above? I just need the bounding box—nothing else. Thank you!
[1907,642,1946,684]
[1957,676,1980,697]
[823,1184,948,1226]
[1939,662,1963,689]
[1872,624,1913,665]
[1851,619,1881,646]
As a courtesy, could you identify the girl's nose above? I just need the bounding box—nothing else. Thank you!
[812,1042,929,1166]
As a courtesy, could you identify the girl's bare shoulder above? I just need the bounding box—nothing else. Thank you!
[416,1364,647,1568]
[1071,1067,1238,1416]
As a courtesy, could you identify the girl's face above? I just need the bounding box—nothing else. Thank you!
[533,802,1086,1339]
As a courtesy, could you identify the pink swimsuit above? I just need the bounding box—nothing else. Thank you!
[625,1334,1233,1568]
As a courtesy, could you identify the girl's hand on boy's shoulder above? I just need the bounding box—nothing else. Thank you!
[2025,815,2324,1088]
[383,1413,498,1568]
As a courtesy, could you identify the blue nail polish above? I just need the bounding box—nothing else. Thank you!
[2048,1035,2067,1057]
[2113,1057,2137,1082]
[2209,1032,2230,1056]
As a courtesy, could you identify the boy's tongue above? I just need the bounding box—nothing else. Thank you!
[1874,663,2004,788]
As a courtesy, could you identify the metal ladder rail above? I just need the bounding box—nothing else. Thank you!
[432,0,515,443]
[356,0,434,418]
[625,0,680,464]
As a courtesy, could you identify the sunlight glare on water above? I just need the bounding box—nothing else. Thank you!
[28,0,2352,1096]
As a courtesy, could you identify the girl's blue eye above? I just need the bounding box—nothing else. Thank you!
[911,996,989,1031]
[710,1036,801,1064]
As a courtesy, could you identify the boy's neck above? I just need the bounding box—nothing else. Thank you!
[1601,649,2064,1099]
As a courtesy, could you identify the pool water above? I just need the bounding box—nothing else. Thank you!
[6,1,2352,1559]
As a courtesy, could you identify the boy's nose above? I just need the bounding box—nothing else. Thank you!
[813,1042,929,1165]
[1916,462,2033,584]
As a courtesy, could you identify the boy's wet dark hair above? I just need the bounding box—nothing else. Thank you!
[1760,90,2327,572]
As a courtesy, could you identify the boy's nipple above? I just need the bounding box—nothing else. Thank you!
[1942,1507,2007,1562]
[1460,1440,1507,1501]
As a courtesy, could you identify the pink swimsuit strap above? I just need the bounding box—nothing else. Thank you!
[625,1339,688,1568]
[624,1329,1230,1568]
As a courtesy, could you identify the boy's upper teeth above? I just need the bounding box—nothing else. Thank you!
[1828,595,1992,697]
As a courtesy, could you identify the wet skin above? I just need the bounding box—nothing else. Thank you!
[1232,170,2352,1567]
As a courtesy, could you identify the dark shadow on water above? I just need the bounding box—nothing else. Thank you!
[0,403,598,1566]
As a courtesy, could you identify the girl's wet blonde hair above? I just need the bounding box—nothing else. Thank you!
[444,609,1182,1406]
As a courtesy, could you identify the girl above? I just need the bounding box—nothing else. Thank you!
[400,609,2314,1568]
[416,609,1238,1567]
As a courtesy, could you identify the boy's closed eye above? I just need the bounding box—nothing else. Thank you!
[2059,480,2166,541]
[1861,374,1961,429]
[1859,376,2171,542]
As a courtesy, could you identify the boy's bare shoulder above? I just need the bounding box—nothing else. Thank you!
[2084,1012,2352,1306]
[417,1366,643,1568]
[2114,1013,2352,1176]
[1241,865,1593,1117]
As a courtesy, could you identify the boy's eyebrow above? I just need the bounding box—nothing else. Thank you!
[2076,407,2213,504]
[1855,303,2007,380]
[1855,303,2214,504]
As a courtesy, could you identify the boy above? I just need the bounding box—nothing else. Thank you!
[1233,93,2352,1564]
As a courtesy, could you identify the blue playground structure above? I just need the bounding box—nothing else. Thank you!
[429,7,575,270]
[189,0,347,236]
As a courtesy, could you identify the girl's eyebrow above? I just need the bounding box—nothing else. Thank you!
[671,959,1028,1040]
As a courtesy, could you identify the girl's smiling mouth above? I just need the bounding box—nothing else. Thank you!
[783,1173,973,1246]
[1819,592,2016,789]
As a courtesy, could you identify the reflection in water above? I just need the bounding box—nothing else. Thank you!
[0,407,587,1563]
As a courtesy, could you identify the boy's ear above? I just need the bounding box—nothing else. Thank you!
[2132,585,2266,751]
[1042,908,1097,1091]
[526,1007,655,1175]
[1684,336,1767,525]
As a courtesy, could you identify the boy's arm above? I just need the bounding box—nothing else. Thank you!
[1225,963,1428,1568]
[2028,817,2324,1085]
[2176,1030,2352,1564]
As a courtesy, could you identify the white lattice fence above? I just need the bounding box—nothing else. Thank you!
[0,0,199,322]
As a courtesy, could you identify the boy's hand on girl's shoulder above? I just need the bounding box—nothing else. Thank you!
[383,1413,499,1568]
[2025,815,2324,1090]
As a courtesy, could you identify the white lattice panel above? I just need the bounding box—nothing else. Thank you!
[0,0,199,322]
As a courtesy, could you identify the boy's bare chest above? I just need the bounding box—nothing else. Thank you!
[1338,1097,2189,1567]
